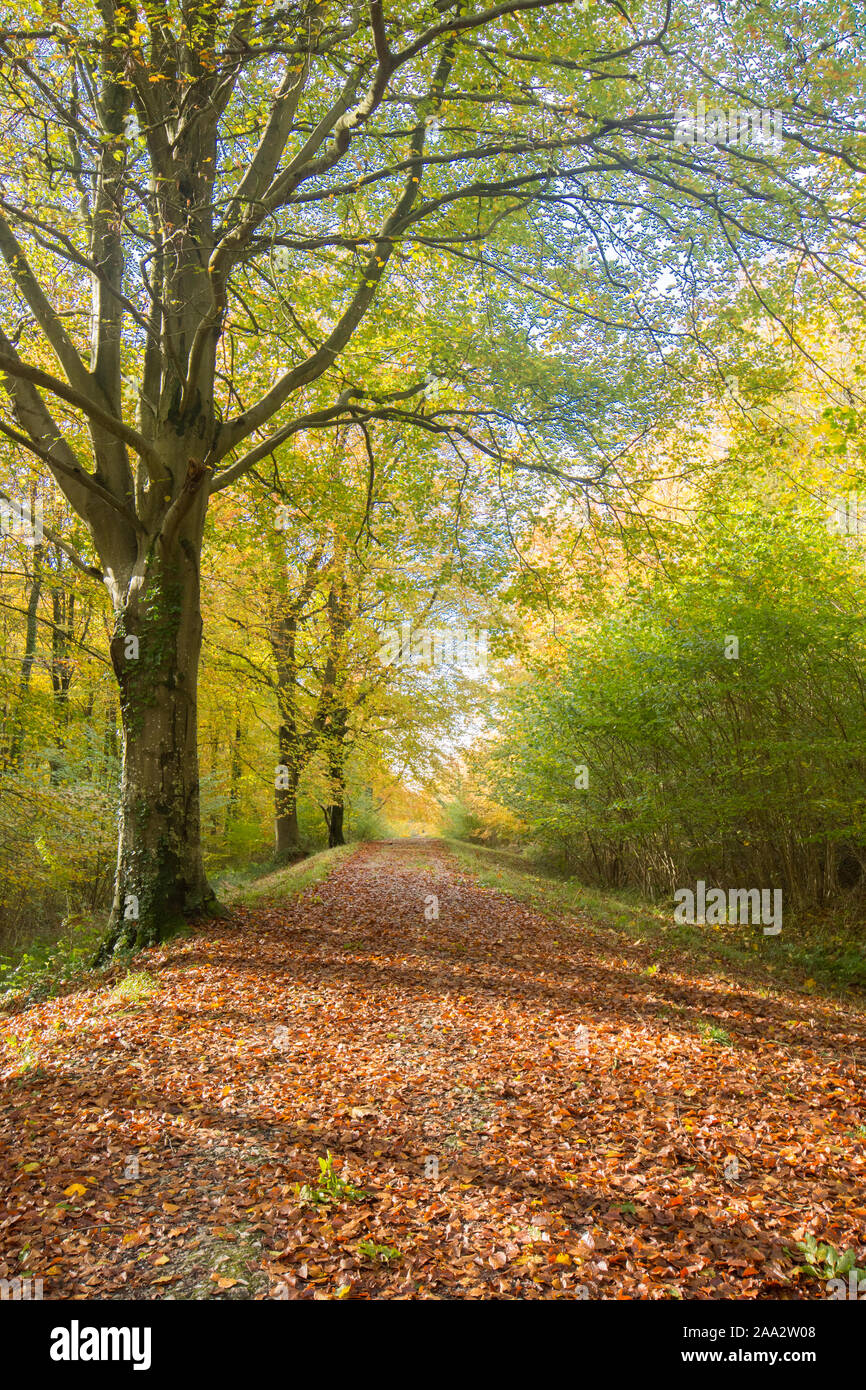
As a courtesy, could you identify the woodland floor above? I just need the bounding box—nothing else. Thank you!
[1,839,864,1300]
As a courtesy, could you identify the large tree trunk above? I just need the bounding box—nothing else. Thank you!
[323,709,348,847]
[268,545,327,859]
[275,737,301,856]
[102,701,118,781]
[95,530,217,960]
[327,798,345,848]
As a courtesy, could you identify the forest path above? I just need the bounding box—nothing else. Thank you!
[1,838,864,1299]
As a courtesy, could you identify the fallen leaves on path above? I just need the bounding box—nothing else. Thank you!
[1,840,864,1299]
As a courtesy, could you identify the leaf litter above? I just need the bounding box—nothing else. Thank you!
[1,840,864,1300]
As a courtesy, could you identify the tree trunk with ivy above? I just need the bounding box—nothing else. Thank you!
[96,509,218,961]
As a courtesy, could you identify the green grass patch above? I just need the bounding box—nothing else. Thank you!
[447,839,866,1000]
[696,1019,733,1046]
[111,969,159,1004]
[221,844,353,909]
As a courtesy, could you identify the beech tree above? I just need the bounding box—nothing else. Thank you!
[0,0,859,953]
[208,425,491,857]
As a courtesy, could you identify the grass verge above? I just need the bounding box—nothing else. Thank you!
[0,847,353,1012]
[219,844,354,909]
[447,839,866,1000]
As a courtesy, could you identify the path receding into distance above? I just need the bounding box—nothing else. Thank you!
[1,839,864,1299]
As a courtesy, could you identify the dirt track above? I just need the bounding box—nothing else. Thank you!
[1,839,864,1299]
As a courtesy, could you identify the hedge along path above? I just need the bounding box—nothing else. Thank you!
[1,840,864,1300]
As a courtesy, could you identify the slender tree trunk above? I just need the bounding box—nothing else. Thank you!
[270,559,323,857]
[95,530,217,960]
[318,557,351,849]
[47,583,73,784]
[5,542,42,766]
[274,617,303,856]
[226,720,242,830]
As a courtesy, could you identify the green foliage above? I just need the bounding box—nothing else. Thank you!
[111,970,158,1004]
[295,1153,367,1208]
[0,913,106,1007]
[483,458,866,915]
[790,1236,865,1284]
[356,1239,402,1264]
[439,797,482,841]
[222,819,267,862]
[348,800,392,843]
[696,1021,733,1047]
[0,768,117,944]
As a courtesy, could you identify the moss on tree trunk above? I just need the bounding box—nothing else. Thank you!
[94,537,219,962]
